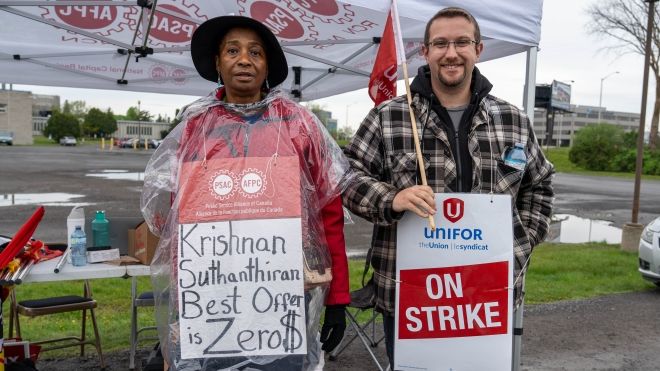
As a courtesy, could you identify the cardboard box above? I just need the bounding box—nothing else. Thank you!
[128,221,159,265]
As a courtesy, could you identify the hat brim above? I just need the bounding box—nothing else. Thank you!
[191,16,288,88]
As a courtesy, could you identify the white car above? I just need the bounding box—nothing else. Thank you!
[59,136,77,146]
[639,216,660,286]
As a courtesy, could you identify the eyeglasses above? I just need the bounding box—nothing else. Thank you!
[427,39,478,50]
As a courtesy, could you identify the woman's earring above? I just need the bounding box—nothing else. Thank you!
[265,78,270,90]
[217,74,223,87]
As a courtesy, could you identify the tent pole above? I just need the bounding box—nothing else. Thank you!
[513,46,537,371]
[522,46,538,124]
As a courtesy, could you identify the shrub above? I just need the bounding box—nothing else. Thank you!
[610,148,637,172]
[43,111,81,142]
[569,124,625,171]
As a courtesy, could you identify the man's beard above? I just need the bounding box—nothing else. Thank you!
[438,65,467,88]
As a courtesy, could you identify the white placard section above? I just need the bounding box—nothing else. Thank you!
[395,194,514,371]
[177,218,306,359]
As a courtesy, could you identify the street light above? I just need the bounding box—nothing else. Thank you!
[137,100,141,143]
[598,71,619,123]
[345,102,358,131]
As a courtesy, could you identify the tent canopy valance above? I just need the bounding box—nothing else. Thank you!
[0,0,543,101]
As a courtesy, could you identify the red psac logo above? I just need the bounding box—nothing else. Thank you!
[292,0,338,16]
[443,198,464,223]
[149,4,198,43]
[250,1,304,39]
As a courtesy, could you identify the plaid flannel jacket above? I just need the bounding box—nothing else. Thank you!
[343,91,554,315]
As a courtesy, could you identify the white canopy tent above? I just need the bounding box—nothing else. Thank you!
[0,0,542,117]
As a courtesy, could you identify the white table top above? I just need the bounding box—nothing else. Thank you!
[24,259,150,283]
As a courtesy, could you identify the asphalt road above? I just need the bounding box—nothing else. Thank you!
[2,145,659,243]
[2,145,660,370]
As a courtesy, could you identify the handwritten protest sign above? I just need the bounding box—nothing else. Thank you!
[395,194,513,370]
[177,156,306,359]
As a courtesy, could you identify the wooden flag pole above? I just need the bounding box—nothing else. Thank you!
[401,60,435,229]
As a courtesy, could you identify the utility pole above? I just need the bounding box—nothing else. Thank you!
[137,100,141,143]
[622,0,655,252]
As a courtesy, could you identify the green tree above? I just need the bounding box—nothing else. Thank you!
[43,111,81,141]
[306,103,330,126]
[569,124,626,170]
[587,0,659,149]
[83,108,118,138]
[126,106,152,121]
[336,125,355,141]
[161,108,181,138]
[61,100,88,119]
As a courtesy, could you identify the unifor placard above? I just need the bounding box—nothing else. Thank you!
[177,156,306,359]
[395,194,514,371]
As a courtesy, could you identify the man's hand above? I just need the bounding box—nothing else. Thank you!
[392,185,436,218]
[320,305,346,352]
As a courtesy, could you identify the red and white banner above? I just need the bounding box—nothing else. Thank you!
[0,1,543,99]
[395,194,514,370]
[368,0,405,105]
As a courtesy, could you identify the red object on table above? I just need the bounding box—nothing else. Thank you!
[0,206,45,269]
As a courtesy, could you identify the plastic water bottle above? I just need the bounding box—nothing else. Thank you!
[504,142,527,171]
[92,210,110,247]
[71,225,87,266]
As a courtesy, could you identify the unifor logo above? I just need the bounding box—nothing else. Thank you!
[443,198,464,223]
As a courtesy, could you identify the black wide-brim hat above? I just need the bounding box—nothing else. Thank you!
[191,16,289,88]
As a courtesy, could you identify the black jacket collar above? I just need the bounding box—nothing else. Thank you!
[409,65,493,107]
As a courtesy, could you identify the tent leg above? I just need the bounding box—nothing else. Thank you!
[1,296,5,371]
[522,46,538,122]
[512,299,524,371]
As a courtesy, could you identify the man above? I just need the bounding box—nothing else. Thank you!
[343,7,554,366]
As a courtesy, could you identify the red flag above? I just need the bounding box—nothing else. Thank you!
[0,206,45,269]
[368,8,398,106]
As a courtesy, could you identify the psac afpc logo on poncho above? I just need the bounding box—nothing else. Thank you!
[209,168,267,201]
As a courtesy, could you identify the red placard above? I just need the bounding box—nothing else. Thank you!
[398,261,509,339]
[177,156,301,223]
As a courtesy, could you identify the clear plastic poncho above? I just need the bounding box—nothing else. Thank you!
[141,88,352,371]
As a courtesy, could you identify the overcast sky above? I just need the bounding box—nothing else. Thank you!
[12,0,652,131]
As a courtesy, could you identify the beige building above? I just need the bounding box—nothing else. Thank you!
[534,104,640,147]
[114,120,171,140]
[0,89,33,145]
[32,94,60,117]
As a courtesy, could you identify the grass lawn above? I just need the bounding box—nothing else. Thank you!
[544,147,660,181]
[3,242,653,357]
[31,136,58,146]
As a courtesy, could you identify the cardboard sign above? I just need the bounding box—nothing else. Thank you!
[176,156,306,359]
[395,194,514,371]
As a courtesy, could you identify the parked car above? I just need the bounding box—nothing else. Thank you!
[120,138,138,148]
[0,131,13,145]
[639,216,660,286]
[137,138,158,149]
[112,137,125,147]
[59,136,77,146]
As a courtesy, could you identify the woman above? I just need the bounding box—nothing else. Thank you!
[141,16,352,371]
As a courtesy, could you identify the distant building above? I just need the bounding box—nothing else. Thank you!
[32,117,170,140]
[326,118,337,136]
[0,89,33,145]
[32,94,60,117]
[311,108,338,137]
[534,104,640,147]
[114,120,171,140]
